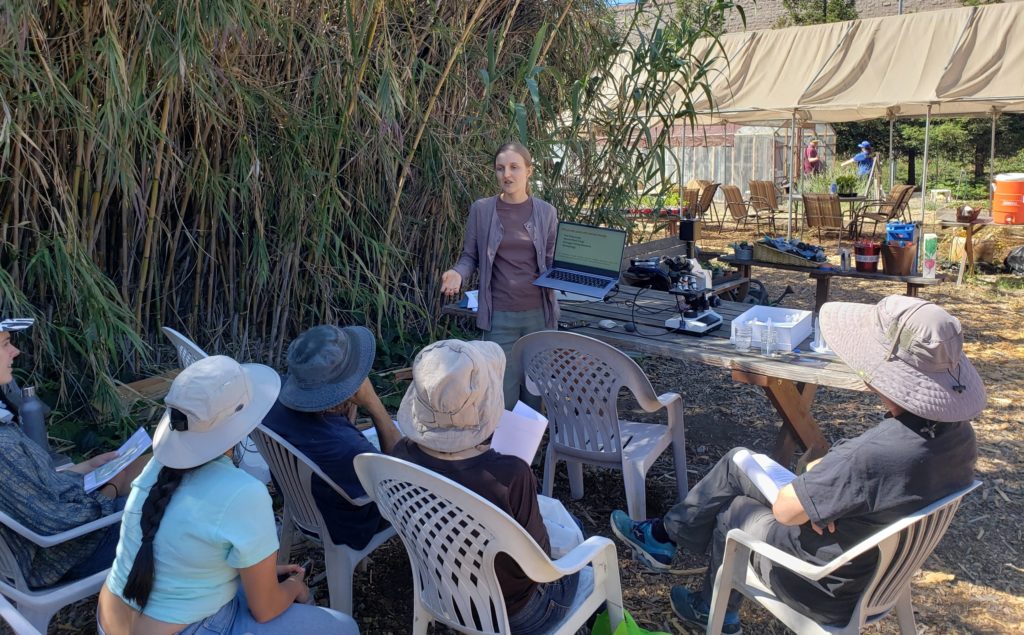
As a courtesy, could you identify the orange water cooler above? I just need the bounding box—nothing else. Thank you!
[993,173,1024,224]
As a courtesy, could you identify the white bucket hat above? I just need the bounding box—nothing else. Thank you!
[154,355,281,469]
[397,340,505,454]
[819,296,986,422]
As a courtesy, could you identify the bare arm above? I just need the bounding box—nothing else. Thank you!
[350,378,401,454]
[238,553,309,623]
[773,464,835,535]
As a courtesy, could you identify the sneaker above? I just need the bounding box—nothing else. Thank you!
[609,510,675,571]
[670,586,742,635]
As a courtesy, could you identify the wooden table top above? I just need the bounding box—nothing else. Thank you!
[443,289,867,392]
[718,255,942,285]
[937,213,994,228]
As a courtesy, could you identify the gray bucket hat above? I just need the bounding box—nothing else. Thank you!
[819,296,986,422]
[397,340,505,454]
[278,325,376,412]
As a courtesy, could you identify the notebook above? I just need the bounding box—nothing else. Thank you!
[533,222,627,298]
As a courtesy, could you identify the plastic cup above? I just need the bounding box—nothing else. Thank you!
[734,323,752,352]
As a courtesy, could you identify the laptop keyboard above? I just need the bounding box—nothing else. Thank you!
[549,269,609,288]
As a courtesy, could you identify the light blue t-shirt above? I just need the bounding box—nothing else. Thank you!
[105,456,278,624]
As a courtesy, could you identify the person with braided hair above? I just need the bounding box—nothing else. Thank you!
[98,356,358,635]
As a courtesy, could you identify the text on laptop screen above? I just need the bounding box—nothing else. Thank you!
[554,223,626,273]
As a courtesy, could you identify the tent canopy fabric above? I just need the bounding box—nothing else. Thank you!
[685,3,1024,124]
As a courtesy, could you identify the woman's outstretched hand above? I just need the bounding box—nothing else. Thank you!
[440,269,462,297]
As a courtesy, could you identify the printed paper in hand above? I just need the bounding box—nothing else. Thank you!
[731,448,796,504]
[465,290,479,311]
[490,401,548,465]
[83,427,152,493]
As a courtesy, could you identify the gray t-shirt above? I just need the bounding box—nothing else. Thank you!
[770,414,976,624]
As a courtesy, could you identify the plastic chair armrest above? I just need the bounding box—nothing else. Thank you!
[724,528,866,581]
[655,392,682,408]
[0,510,123,548]
[547,537,618,579]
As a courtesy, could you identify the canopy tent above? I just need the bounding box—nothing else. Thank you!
[684,2,1024,123]
[669,2,1024,234]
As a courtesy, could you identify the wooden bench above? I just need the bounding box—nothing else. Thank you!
[112,369,179,416]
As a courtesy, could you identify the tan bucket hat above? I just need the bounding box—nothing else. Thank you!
[819,296,986,422]
[397,340,505,454]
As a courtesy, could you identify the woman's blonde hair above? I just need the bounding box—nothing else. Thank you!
[494,142,534,194]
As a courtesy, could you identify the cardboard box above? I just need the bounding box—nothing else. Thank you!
[731,306,813,353]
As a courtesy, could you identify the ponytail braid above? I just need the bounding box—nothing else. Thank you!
[122,466,190,609]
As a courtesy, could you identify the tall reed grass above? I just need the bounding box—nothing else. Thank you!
[0,0,736,438]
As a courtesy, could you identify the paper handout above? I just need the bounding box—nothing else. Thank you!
[83,427,152,493]
[731,448,797,504]
[490,401,548,465]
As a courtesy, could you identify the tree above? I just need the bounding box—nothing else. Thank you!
[778,0,857,27]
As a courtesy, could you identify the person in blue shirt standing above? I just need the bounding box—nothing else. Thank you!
[842,140,875,177]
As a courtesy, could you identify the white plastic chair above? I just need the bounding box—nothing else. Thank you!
[707,480,981,635]
[0,508,123,633]
[159,326,208,368]
[353,453,624,635]
[511,331,688,520]
[250,426,395,615]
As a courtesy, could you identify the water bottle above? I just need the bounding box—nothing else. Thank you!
[829,182,838,194]
[18,386,50,452]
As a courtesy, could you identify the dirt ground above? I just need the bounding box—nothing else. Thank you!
[41,206,1023,634]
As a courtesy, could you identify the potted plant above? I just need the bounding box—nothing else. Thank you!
[730,241,753,260]
[835,174,859,197]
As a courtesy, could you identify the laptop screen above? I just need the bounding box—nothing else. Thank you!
[552,222,627,275]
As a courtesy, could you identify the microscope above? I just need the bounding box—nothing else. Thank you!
[662,258,723,335]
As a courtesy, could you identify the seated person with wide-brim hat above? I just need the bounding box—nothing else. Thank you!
[391,339,582,635]
[98,355,358,634]
[610,296,985,634]
[0,317,149,589]
[262,325,401,550]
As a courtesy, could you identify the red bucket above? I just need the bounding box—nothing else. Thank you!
[854,242,881,273]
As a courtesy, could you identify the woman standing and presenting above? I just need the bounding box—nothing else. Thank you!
[440,142,558,408]
[97,355,358,635]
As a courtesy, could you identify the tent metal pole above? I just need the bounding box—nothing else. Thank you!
[920,104,932,227]
[679,124,686,206]
[888,116,896,189]
[788,111,796,239]
[990,107,998,209]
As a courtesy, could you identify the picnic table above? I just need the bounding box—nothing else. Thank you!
[718,254,944,312]
[443,290,866,470]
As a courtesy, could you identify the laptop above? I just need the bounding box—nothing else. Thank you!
[533,222,627,298]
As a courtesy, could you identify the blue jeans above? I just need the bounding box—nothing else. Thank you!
[508,571,581,635]
[483,308,546,410]
[176,589,358,635]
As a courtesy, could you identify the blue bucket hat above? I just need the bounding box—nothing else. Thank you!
[858,140,871,148]
[278,325,376,412]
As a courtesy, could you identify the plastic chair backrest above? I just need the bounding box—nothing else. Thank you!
[354,453,554,634]
[160,327,208,368]
[0,516,30,591]
[250,426,368,538]
[859,481,979,620]
[512,331,658,460]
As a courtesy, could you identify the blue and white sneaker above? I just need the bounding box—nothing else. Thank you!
[671,586,742,635]
[609,510,675,571]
